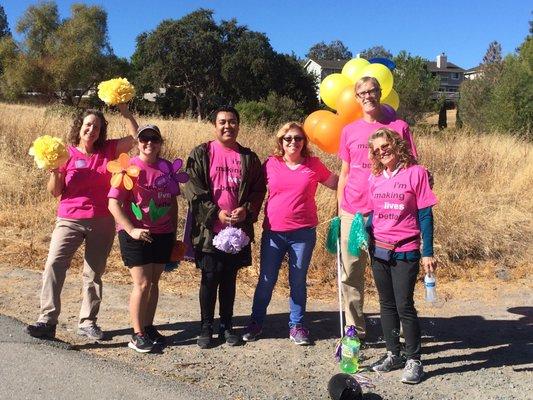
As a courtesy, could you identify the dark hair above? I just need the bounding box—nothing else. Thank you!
[210,105,240,125]
[68,109,108,150]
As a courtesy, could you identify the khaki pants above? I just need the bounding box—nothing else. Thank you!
[339,209,368,338]
[37,216,115,327]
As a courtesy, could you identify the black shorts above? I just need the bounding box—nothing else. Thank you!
[118,230,175,267]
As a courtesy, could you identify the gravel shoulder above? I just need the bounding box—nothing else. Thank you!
[0,263,531,400]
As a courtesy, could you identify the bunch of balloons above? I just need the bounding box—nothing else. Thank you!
[304,57,399,154]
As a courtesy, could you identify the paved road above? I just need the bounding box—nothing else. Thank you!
[0,315,217,400]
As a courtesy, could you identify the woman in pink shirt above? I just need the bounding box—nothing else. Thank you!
[25,104,138,341]
[367,128,437,384]
[337,76,418,342]
[108,125,178,353]
[242,122,338,345]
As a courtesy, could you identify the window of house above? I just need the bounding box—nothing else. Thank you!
[451,72,460,80]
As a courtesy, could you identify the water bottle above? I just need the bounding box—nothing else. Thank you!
[339,326,360,373]
[424,273,437,303]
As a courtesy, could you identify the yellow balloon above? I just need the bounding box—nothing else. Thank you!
[381,88,400,110]
[341,58,370,83]
[361,63,394,99]
[319,73,352,110]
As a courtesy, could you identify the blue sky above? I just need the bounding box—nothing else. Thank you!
[3,1,531,69]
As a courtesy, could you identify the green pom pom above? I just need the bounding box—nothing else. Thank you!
[326,216,341,254]
[348,212,368,256]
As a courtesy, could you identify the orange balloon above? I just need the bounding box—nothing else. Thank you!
[303,110,331,141]
[336,85,363,125]
[311,111,345,154]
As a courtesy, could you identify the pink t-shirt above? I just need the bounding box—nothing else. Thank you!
[208,140,242,233]
[263,156,332,232]
[57,140,118,219]
[108,156,175,234]
[338,118,418,214]
[368,164,437,252]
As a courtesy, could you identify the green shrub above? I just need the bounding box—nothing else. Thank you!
[236,92,306,128]
[459,37,532,139]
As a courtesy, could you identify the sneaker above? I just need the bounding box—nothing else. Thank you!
[77,325,105,340]
[25,322,56,339]
[401,359,424,384]
[128,333,153,353]
[197,325,213,349]
[289,325,311,346]
[242,321,262,342]
[145,325,166,345]
[371,351,405,372]
[219,327,240,346]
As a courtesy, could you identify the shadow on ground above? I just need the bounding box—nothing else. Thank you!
[71,306,532,376]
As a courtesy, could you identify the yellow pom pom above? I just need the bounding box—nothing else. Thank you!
[29,135,69,170]
[97,78,136,106]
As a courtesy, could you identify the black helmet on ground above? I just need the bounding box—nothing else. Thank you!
[327,373,363,400]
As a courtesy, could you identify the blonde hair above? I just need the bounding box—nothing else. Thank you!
[368,128,417,175]
[355,76,381,94]
[273,121,313,158]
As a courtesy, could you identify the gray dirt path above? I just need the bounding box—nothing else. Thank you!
[0,264,531,400]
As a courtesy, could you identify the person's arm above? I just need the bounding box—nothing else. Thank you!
[418,206,436,273]
[47,169,65,197]
[402,124,418,159]
[337,161,350,212]
[182,146,219,228]
[322,173,339,190]
[237,153,266,224]
[115,103,139,156]
[108,198,152,241]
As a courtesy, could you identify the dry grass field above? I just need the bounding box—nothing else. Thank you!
[0,102,531,296]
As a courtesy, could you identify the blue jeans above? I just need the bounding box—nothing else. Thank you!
[251,227,317,327]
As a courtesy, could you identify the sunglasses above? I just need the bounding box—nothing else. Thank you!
[282,136,304,143]
[138,135,162,144]
[372,143,391,155]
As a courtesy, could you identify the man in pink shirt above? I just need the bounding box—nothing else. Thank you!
[337,77,418,341]
[183,106,266,349]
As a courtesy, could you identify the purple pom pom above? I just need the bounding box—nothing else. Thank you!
[213,226,250,254]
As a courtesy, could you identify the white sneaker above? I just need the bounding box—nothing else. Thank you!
[371,351,405,372]
[401,359,424,384]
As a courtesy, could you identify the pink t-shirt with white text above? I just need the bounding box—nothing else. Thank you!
[108,156,175,234]
[57,140,118,219]
[209,140,242,233]
[338,118,417,214]
[368,164,437,252]
[263,156,332,232]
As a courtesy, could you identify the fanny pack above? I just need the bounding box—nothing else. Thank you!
[372,240,396,262]
[371,235,419,262]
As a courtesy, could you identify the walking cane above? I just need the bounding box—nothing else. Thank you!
[336,235,344,339]
[326,215,345,340]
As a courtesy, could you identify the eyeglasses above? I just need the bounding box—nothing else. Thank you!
[372,143,391,155]
[282,136,304,143]
[356,87,380,99]
[138,135,162,144]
